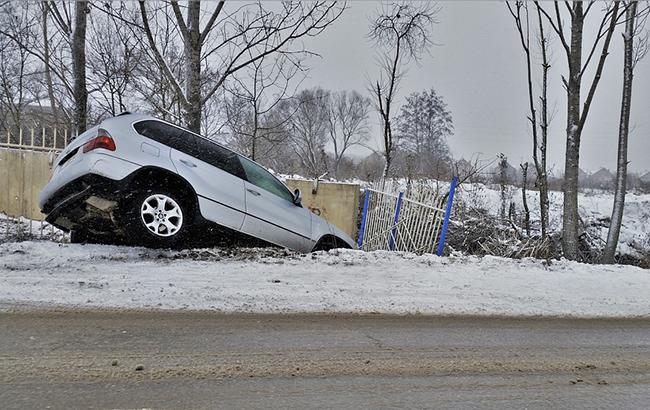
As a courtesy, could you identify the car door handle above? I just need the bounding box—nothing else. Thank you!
[179,159,197,168]
[247,188,261,196]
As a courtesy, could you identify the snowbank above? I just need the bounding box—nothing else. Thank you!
[1,241,648,318]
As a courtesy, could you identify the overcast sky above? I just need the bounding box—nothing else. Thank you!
[300,1,650,174]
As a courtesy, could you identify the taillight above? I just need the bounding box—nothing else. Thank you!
[82,129,116,153]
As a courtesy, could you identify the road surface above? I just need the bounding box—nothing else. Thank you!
[1,311,649,409]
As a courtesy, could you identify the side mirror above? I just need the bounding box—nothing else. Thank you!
[293,188,302,206]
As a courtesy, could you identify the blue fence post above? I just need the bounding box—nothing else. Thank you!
[436,176,458,256]
[388,191,404,251]
[357,188,370,249]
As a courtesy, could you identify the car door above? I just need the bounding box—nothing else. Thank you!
[238,156,314,252]
[169,130,247,231]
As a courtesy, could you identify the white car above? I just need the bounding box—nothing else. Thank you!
[38,113,355,252]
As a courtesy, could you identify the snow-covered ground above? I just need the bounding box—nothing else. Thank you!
[453,183,650,257]
[1,241,648,318]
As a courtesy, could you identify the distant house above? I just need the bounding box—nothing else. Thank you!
[588,167,615,189]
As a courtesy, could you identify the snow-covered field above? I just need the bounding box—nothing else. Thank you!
[1,241,648,318]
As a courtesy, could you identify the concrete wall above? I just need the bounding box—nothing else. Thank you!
[285,179,360,239]
[0,148,52,220]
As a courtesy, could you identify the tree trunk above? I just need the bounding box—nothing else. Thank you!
[72,1,88,134]
[536,5,550,239]
[184,1,202,133]
[521,162,531,236]
[562,2,584,260]
[42,5,59,126]
[603,1,637,263]
[382,118,392,179]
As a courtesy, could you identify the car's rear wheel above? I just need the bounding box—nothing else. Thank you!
[122,187,193,248]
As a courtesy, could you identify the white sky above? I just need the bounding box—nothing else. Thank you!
[300,1,650,174]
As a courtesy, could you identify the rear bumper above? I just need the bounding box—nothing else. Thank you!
[41,174,127,232]
[38,152,140,210]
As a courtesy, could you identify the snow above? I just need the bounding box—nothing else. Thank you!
[453,183,650,257]
[1,241,648,318]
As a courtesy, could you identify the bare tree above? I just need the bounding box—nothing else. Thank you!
[0,1,92,133]
[0,3,33,131]
[87,8,140,118]
[506,1,551,239]
[224,51,303,161]
[604,1,649,263]
[536,1,623,260]
[282,88,330,177]
[137,1,344,134]
[520,162,531,236]
[498,154,509,220]
[368,2,438,178]
[71,1,88,133]
[327,90,371,179]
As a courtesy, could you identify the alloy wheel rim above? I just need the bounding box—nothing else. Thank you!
[140,194,183,237]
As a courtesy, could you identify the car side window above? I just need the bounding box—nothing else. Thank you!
[190,135,246,180]
[133,120,185,148]
[238,157,294,203]
[135,120,246,179]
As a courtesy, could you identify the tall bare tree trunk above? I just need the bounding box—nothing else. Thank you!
[72,1,88,134]
[184,1,202,133]
[42,4,59,125]
[521,162,531,236]
[536,5,550,239]
[604,1,638,263]
[562,2,584,260]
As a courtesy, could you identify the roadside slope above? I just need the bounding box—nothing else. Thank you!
[0,241,648,317]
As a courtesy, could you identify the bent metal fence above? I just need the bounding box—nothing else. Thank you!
[357,177,458,256]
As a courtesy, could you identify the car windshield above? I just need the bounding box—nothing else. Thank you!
[238,157,294,203]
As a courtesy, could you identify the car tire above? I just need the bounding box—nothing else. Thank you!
[121,186,193,248]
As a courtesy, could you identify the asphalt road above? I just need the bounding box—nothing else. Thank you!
[0,311,649,409]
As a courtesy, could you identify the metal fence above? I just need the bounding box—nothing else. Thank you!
[357,177,458,255]
[0,128,70,152]
[0,213,67,243]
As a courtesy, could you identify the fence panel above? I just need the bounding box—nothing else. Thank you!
[0,213,67,243]
[358,178,457,255]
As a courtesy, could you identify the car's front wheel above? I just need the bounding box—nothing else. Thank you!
[122,187,192,248]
